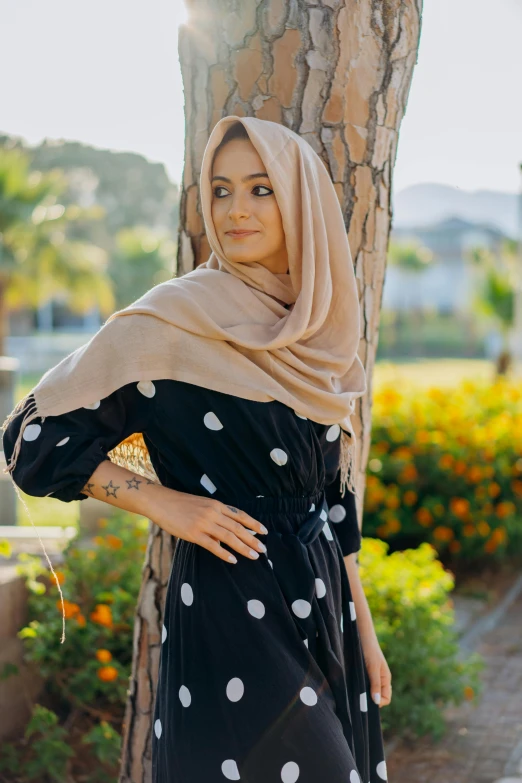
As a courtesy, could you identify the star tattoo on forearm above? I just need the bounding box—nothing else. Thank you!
[82,482,95,497]
[101,480,120,498]
[126,477,143,490]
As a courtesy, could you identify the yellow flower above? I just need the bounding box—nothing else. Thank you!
[97,518,108,529]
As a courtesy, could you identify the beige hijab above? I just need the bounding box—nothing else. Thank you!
[3,116,366,499]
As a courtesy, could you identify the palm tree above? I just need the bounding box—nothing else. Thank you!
[468,240,517,376]
[0,146,114,356]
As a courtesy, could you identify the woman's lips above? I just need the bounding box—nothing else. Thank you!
[226,231,258,238]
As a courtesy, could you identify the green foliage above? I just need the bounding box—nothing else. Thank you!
[364,377,522,561]
[0,510,148,780]
[360,538,484,740]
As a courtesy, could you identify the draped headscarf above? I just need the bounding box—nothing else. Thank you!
[3,116,366,499]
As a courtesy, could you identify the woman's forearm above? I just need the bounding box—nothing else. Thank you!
[81,458,172,520]
[343,552,379,646]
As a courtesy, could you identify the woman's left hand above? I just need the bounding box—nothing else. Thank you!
[360,636,392,708]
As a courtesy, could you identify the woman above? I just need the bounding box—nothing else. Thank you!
[2,116,391,783]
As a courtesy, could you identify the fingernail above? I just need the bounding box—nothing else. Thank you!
[228,555,237,564]
[260,525,269,534]
[373,692,381,704]
[249,549,259,559]
[258,542,267,552]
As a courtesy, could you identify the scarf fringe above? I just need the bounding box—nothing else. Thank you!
[339,429,359,500]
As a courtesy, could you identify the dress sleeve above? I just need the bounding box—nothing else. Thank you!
[2,382,153,503]
[325,469,362,557]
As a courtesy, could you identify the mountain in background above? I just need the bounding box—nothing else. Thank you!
[392,183,519,238]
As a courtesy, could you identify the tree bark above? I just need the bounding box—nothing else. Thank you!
[119,1,422,779]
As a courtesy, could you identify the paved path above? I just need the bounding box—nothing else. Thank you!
[386,591,522,783]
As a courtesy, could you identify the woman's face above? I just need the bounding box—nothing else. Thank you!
[211,138,289,275]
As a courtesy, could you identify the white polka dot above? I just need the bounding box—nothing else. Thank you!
[83,401,101,410]
[294,411,307,419]
[55,436,70,447]
[162,623,167,643]
[320,509,328,521]
[291,599,311,618]
[360,692,368,711]
[340,614,344,632]
[350,771,361,783]
[349,601,357,620]
[268,559,273,568]
[204,411,223,430]
[376,760,387,780]
[221,759,240,780]
[326,424,341,441]
[226,677,244,702]
[137,381,156,398]
[329,504,347,523]
[323,521,333,541]
[299,686,318,706]
[303,638,308,647]
[181,583,193,606]
[154,718,162,739]
[281,761,299,782]
[309,503,315,512]
[247,599,265,619]
[23,424,41,442]
[315,578,326,598]
[270,448,288,466]
[179,685,191,707]
[200,474,217,494]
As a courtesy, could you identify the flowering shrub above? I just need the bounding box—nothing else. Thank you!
[360,537,483,740]
[364,377,522,561]
[0,511,149,782]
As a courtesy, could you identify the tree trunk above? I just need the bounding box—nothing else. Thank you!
[119,1,422,779]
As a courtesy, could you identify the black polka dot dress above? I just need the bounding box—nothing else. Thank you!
[2,379,387,783]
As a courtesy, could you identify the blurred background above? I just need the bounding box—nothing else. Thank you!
[0,2,522,779]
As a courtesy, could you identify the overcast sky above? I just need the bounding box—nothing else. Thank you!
[2,0,521,194]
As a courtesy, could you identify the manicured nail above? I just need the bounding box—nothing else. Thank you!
[260,525,269,534]
[249,549,259,559]
[373,692,381,704]
[258,542,267,552]
[228,554,237,564]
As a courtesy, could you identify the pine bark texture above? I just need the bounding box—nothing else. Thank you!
[119,1,422,779]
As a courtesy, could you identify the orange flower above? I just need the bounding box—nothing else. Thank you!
[57,599,81,619]
[385,495,400,509]
[466,466,482,483]
[449,540,461,553]
[97,666,118,682]
[387,518,401,534]
[449,497,470,519]
[511,479,522,496]
[496,501,515,519]
[433,526,454,542]
[463,524,475,537]
[90,604,113,628]
[97,517,108,529]
[484,536,499,553]
[376,524,389,538]
[96,649,113,663]
[54,571,66,585]
[477,521,491,537]
[403,490,417,506]
[106,534,123,550]
[398,464,418,483]
[463,685,475,700]
[438,454,454,470]
[93,536,105,547]
[139,543,147,552]
[76,614,86,628]
[416,507,433,527]
[454,461,467,476]
[488,482,501,498]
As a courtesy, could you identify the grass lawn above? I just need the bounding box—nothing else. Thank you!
[12,358,497,527]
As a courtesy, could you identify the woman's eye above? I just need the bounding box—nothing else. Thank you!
[253,185,273,196]
[213,185,273,198]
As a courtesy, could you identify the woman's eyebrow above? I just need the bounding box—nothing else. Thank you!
[211,173,270,184]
